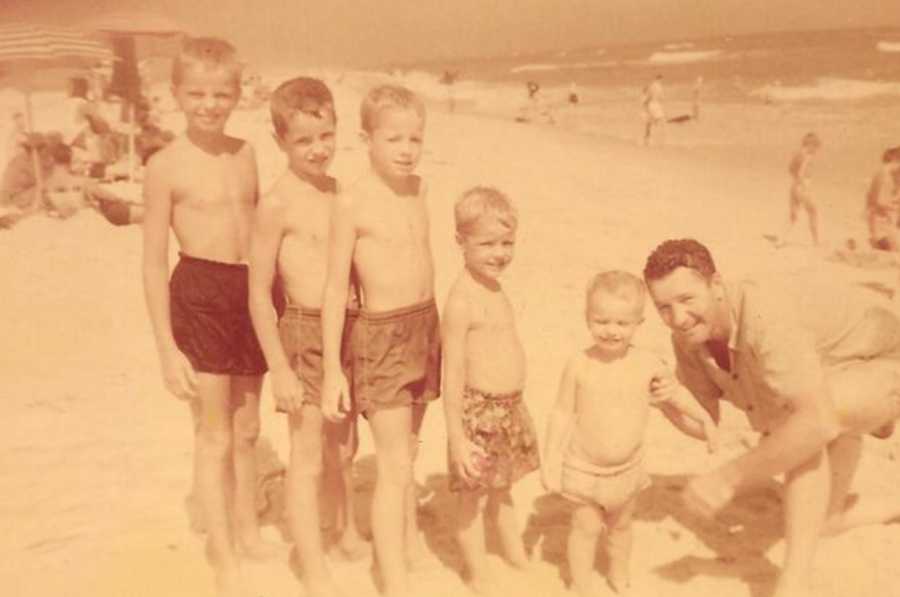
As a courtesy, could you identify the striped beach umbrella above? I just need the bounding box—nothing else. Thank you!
[0,23,116,202]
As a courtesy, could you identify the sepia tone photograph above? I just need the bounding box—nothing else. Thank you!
[2,1,900,596]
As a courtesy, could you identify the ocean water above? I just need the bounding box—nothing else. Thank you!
[389,27,900,106]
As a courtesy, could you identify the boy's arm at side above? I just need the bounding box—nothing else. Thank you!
[320,191,356,420]
[141,151,196,399]
[441,289,482,482]
[543,355,578,492]
[247,193,302,412]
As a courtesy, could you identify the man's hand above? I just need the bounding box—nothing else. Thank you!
[650,369,679,405]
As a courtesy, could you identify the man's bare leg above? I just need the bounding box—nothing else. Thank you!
[369,406,414,597]
[231,375,279,560]
[193,373,245,597]
[775,452,829,597]
[287,405,342,597]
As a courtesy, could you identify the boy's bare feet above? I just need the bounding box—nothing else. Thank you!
[468,574,500,595]
[215,567,248,597]
[305,577,346,597]
[237,535,283,561]
[870,421,895,439]
[335,535,371,562]
[405,531,434,571]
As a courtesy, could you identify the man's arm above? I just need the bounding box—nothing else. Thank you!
[320,191,356,420]
[141,151,196,399]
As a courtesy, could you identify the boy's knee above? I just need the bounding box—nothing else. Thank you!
[292,452,324,478]
[196,430,233,460]
[233,416,261,446]
[572,506,605,536]
[377,452,413,487]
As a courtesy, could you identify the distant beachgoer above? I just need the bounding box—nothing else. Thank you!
[568,82,579,105]
[4,111,28,163]
[642,74,665,145]
[692,75,703,120]
[527,80,540,100]
[0,133,55,211]
[777,132,822,247]
[866,146,900,251]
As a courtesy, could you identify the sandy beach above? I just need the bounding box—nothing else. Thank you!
[3,72,900,597]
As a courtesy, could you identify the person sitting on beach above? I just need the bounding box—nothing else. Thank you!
[142,37,278,597]
[3,111,28,163]
[644,238,900,597]
[642,74,665,146]
[543,270,717,596]
[866,146,900,251]
[0,133,70,213]
[247,76,367,597]
[777,132,822,247]
[442,187,540,593]
[321,84,441,597]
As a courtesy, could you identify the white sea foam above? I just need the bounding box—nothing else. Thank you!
[647,49,722,64]
[752,77,900,101]
[877,41,900,53]
[509,60,616,74]
[663,42,695,50]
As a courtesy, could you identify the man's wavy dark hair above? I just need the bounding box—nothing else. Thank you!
[643,239,717,282]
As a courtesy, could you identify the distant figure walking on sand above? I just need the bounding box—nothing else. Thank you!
[866,146,900,251]
[692,75,703,121]
[642,75,665,146]
[777,132,822,247]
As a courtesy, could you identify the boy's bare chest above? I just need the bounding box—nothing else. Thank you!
[172,153,254,208]
[577,360,651,404]
[359,199,428,246]
[284,198,330,246]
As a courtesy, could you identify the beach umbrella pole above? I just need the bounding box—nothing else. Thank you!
[23,88,43,210]
[128,101,135,182]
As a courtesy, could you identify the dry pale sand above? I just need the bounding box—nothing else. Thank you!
[3,82,900,597]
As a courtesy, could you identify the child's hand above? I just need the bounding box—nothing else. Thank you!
[649,370,678,405]
[321,371,350,423]
[449,436,486,485]
[271,365,303,414]
[161,347,197,400]
[540,461,562,494]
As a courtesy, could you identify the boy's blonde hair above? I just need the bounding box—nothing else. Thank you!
[586,271,646,313]
[360,84,425,133]
[270,77,336,139]
[455,186,518,237]
[171,37,242,87]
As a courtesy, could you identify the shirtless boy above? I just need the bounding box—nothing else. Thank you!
[321,84,441,597]
[247,77,366,597]
[142,37,275,597]
[865,146,900,251]
[543,271,717,596]
[442,187,540,593]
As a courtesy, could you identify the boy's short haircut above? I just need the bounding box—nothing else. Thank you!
[643,238,717,282]
[802,132,821,148]
[360,84,425,133]
[454,186,517,236]
[585,271,646,312]
[270,77,336,139]
[171,37,242,87]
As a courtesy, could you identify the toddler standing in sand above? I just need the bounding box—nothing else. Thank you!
[247,77,367,597]
[778,132,822,247]
[321,84,441,597]
[543,271,717,596]
[142,37,276,597]
[442,187,540,593]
